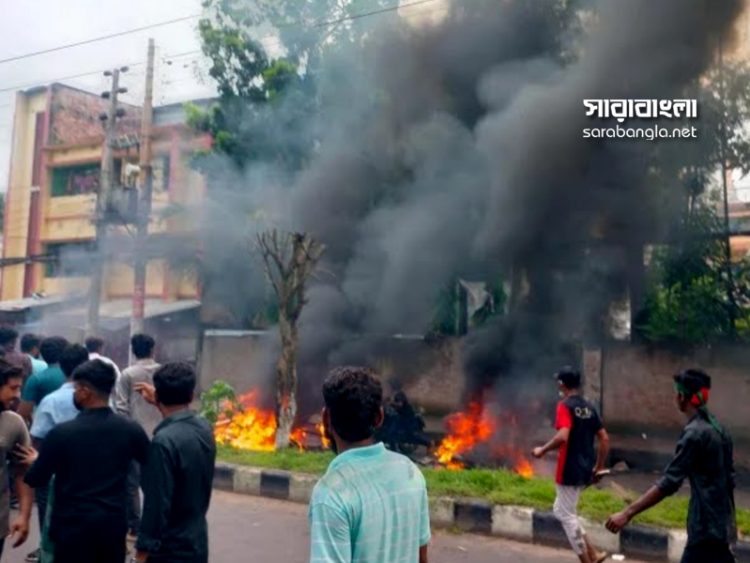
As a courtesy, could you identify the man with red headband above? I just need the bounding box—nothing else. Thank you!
[606,369,737,563]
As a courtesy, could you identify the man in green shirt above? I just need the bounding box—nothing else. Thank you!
[19,337,69,423]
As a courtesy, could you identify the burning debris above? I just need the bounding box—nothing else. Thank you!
[435,399,535,477]
[435,402,494,470]
[214,387,534,478]
[214,391,321,452]
[376,390,431,455]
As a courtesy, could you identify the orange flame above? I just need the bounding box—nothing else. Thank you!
[317,421,332,449]
[290,427,307,451]
[215,391,277,451]
[435,402,496,470]
[436,401,535,477]
[215,391,310,452]
[515,457,534,479]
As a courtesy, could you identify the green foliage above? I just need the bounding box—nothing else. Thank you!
[192,5,318,328]
[201,0,401,66]
[648,64,750,201]
[638,202,741,344]
[636,62,750,344]
[262,60,300,101]
[200,380,240,425]
[198,19,269,101]
[694,61,750,175]
[195,12,311,171]
[184,102,212,132]
[640,276,731,344]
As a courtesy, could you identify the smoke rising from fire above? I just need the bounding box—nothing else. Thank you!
[195,0,743,400]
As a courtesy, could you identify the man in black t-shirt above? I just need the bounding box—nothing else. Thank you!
[20,360,150,563]
[532,367,610,563]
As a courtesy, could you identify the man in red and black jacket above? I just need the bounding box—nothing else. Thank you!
[532,367,610,563]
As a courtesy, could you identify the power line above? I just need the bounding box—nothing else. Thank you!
[0,14,200,66]
[0,62,144,94]
[0,0,439,66]
[0,0,443,94]
[0,51,200,94]
[302,0,439,28]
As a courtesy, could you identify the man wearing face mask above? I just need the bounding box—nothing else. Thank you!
[310,366,431,563]
[531,367,610,563]
[18,360,150,563]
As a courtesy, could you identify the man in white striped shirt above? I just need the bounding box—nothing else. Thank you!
[309,366,430,563]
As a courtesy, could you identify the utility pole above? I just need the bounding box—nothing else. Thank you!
[86,67,127,337]
[130,38,156,348]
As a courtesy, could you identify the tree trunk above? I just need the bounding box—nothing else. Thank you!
[275,314,298,449]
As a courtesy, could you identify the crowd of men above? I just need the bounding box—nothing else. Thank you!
[0,327,215,563]
[0,323,739,563]
[306,365,739,563]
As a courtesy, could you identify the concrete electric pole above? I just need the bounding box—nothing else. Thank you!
[130,38,156,347]
[85,66,127,337]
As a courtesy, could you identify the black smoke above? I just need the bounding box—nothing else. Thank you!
[196,0,743,402]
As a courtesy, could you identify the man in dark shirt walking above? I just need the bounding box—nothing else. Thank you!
[532,367,610,563]
[20,359,150,563]
[606,369,736,563]
[134,362,216,563]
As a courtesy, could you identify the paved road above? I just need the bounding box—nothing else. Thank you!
[3,492,641,562]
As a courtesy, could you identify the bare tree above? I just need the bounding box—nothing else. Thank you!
[256,229,325,448]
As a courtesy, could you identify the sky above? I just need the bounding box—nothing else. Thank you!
[0,0,217,192]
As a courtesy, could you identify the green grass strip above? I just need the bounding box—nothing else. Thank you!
[217,445,750,536]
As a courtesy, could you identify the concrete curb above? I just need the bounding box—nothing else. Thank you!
[213,462,750,562]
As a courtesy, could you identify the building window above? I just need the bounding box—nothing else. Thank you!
[44,242,97,278]
[51,164,100,197]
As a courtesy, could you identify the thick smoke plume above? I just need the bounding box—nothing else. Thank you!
[196,0,743,403]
